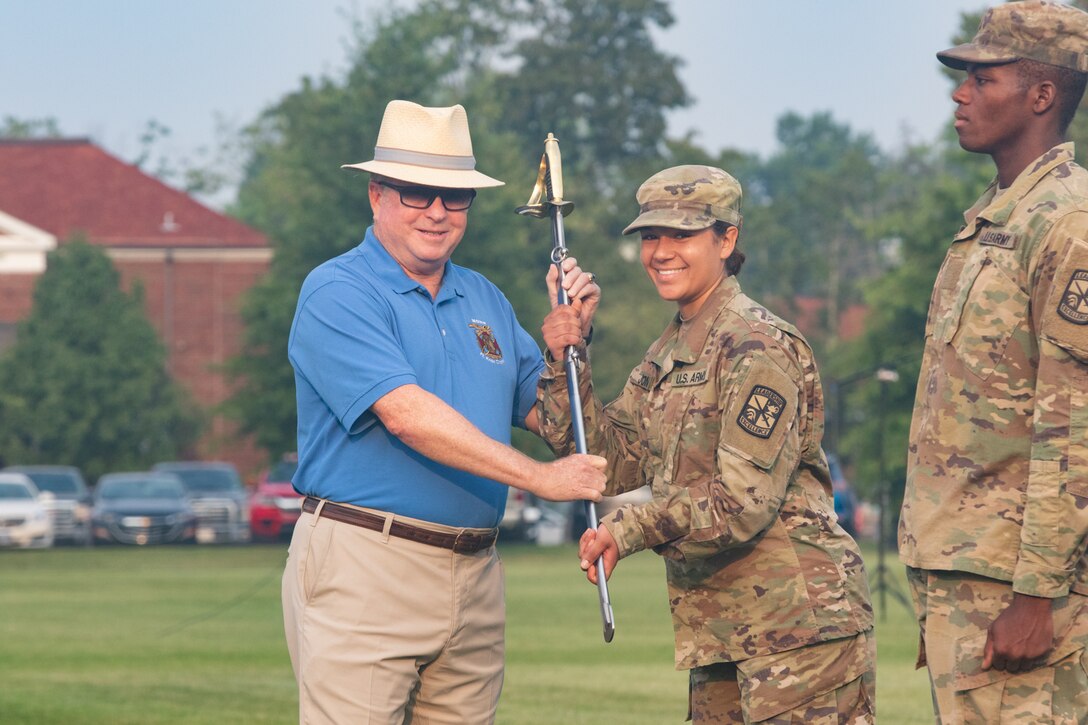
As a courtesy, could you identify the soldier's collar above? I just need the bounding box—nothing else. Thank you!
[976,143,1075,227]
[667,275,741,364]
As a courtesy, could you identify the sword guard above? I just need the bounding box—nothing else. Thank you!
[515,133,575,219]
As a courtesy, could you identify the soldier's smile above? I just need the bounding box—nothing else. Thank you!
[640,225,732,319]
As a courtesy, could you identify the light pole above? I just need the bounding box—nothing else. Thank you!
[873,367,911,620]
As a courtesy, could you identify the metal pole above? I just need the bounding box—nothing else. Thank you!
[517,134,615,642]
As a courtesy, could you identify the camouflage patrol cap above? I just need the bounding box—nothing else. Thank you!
[622,165,742,236]
[938,0,1088,72]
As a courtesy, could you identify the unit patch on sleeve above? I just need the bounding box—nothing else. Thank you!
[721,362,798,470]
[737,385,786,439]
[468,320,504,362]
[1058,269,1088,325]
[1041,239,1088,362]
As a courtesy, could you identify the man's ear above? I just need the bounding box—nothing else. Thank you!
[368,180,383,216]
[1033,79,1058,116]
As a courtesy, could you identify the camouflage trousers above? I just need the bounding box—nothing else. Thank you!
[688,630,875,724]
[906,567,1088,724]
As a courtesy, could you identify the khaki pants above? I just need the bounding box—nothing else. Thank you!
[689,631,875,724]
[906,568,1088,725]
[282,506,505,724]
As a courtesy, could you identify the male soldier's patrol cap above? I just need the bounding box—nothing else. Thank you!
[622,165,742,235]
[937,0,1088,73]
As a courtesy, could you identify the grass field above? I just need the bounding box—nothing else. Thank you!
[0,542,932,724]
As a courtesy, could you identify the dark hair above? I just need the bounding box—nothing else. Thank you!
[712,220,746,277]
[1016,58,1088,134]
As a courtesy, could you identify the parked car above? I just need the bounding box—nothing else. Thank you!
[250,454,302,541]
[152,461,251,544]
[92,472,197,545]
[500,489,543,542]
[2,465,93,546]
[0,472,54,549]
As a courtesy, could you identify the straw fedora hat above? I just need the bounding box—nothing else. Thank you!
[342,100,504,189]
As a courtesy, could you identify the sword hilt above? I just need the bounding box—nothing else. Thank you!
[515,133,575,219]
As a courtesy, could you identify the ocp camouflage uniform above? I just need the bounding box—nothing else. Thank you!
[901,143,1088,721]
[539,275,875,723]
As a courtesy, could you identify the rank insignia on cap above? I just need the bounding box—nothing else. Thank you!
[737,385,785,439]
[1058,270,1088,325]
[469,321,504,361]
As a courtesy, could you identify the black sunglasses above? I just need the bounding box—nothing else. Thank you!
[377,181,476,211]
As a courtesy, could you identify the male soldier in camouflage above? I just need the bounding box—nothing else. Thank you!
[900,1,1088,721]
[539,165,875,723]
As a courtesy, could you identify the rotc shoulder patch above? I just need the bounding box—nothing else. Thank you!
[737,385,785,439]
[1058,269,1088,325]
[1042,239,1088,362]
[721,362,798,471]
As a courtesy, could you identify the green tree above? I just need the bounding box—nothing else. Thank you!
[740,112,887,353]
[493,0,688,186]
[830,133,991,506]
[0,240,201,482]
[0,116,62,138]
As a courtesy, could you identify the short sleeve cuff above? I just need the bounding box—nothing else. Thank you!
[344,374,416,434]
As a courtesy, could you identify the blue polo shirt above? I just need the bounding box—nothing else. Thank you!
[288,227,545,528]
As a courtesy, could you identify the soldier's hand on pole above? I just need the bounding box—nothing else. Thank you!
[542,306,585,361]
[579,524,619,584]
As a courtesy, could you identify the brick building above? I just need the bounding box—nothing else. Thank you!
[0,139,273,478]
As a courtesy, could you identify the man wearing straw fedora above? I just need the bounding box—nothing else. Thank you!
[282,100,607,724]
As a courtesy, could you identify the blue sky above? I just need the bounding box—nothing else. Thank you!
[4,0,988,186]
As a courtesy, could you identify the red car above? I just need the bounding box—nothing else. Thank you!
[249,454,301,541]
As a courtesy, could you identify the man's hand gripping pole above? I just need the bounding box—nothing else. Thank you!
[516,133,615,643]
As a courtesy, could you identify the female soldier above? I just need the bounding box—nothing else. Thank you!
[539,165,875,723]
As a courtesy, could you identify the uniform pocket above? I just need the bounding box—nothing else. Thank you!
[1069,384,1088,499]
[736,632,873,722]
[1024,459,1063,547]
[954,630,1008,693]
[948,257,1028,381]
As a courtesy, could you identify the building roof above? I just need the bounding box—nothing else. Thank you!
[0,139,267,248]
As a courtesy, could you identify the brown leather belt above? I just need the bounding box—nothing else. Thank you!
[302,497,497,554]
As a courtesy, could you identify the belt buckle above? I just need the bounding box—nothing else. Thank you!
[452,530,474,554]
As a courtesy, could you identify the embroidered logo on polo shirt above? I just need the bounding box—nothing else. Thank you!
[469,321,504,362]
[1058,269,1088,325]
[979,230,1017,249]
[737,385,785,439]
